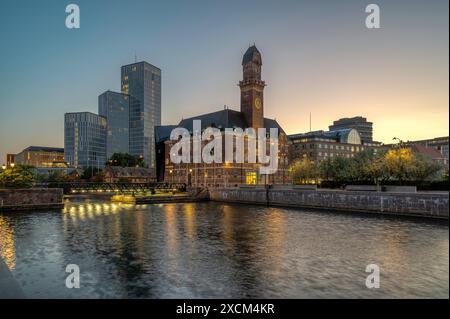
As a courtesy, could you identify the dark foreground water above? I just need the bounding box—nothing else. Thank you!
[0,199,448,298]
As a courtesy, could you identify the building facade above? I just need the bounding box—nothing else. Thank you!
[98,90,130,159]
[160,46,289,187]
[405,136,449,164]
[104,167,154,183]
[121,62,161,172]
[289,129,386,163]
[329,116,373,144]
[15,146,65,168]
[64,112,107,168]
[6,154,15,168]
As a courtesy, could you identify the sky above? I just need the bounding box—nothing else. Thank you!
[0,0,448,162]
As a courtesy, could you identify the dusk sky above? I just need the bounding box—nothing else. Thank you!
[0,0,448,162]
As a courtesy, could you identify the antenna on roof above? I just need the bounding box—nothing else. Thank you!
[134,52,137,63]
[309,112,312,132]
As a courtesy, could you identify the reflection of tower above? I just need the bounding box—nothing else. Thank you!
[239,45,266,129]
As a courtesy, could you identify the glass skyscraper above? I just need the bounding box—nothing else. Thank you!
[98,90,130,159]
[121,62,161,172]
[64,112,107,168]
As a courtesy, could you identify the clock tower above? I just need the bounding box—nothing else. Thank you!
[239,45,265,129]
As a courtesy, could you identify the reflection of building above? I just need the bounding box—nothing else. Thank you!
[104,167,154,183]
[15,146,65,168]
[121,62,161,173]
[158,46,289,187]
[329,116,373,144]
[64,112,107,168]
[98,90,130,159]
[6,154,15,168]
[289,129,386,162]
[405,137,449,164]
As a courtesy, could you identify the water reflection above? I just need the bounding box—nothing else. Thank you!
[0,216,15,269]
[0,200,448,298]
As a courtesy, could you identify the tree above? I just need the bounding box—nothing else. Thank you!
[81,167,103,181]
[0,165,35,188]
[289,158,319,184]
[107,153,144,167]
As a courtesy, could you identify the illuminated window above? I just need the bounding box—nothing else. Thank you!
[246,172,257,185]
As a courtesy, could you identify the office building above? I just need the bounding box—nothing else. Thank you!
[329,116,373,144]
[64,112,107,168]
[121,62,161,173]
[98,90,130,159]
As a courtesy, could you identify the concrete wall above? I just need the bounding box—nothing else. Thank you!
[0,188,63,211]
[209,188,449,219]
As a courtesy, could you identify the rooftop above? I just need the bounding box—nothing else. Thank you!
[21,146,64,153]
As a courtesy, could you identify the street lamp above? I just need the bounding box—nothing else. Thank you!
[10,163,15,168]
[1,164,6,170]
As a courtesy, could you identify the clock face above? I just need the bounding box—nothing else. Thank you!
[254,97,262,109]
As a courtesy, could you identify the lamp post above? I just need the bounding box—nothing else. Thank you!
[1,164,6,170]
[10,163,15,168]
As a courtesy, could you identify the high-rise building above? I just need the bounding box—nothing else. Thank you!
[64,112,107,168]
[121,62,161,173]
[329,116,373,144]
[98,90,130,159]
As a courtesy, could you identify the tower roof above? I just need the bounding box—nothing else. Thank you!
[242,45,262,65]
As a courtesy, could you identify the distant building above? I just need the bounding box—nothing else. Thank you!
[329,116,373,144]
[121,61,161,173]
[104,166,154,183]
[6,154,15,168]
[159,46,290,187]
[15,146,65,168]
[288,129,386,163]
[64,112,107,168]
[98,90,130,159]
[408,144,447,165]
[405,136,449,164]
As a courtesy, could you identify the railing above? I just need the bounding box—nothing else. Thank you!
[35,182,187,194]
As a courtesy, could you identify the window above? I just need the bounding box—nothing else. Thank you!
[246,172,257,185]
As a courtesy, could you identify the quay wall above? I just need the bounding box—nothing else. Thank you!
[0,188,64,211]
[209,188,449,219]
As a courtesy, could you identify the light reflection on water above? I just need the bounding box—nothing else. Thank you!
[0,199,448,298]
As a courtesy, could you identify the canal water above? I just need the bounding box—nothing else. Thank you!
[0,198,448,298]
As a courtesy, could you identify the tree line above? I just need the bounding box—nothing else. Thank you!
[289,148,448,188]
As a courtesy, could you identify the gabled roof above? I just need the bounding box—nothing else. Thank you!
[177,108,285,135]
[410,144,445,159]
[155,125,178,143]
